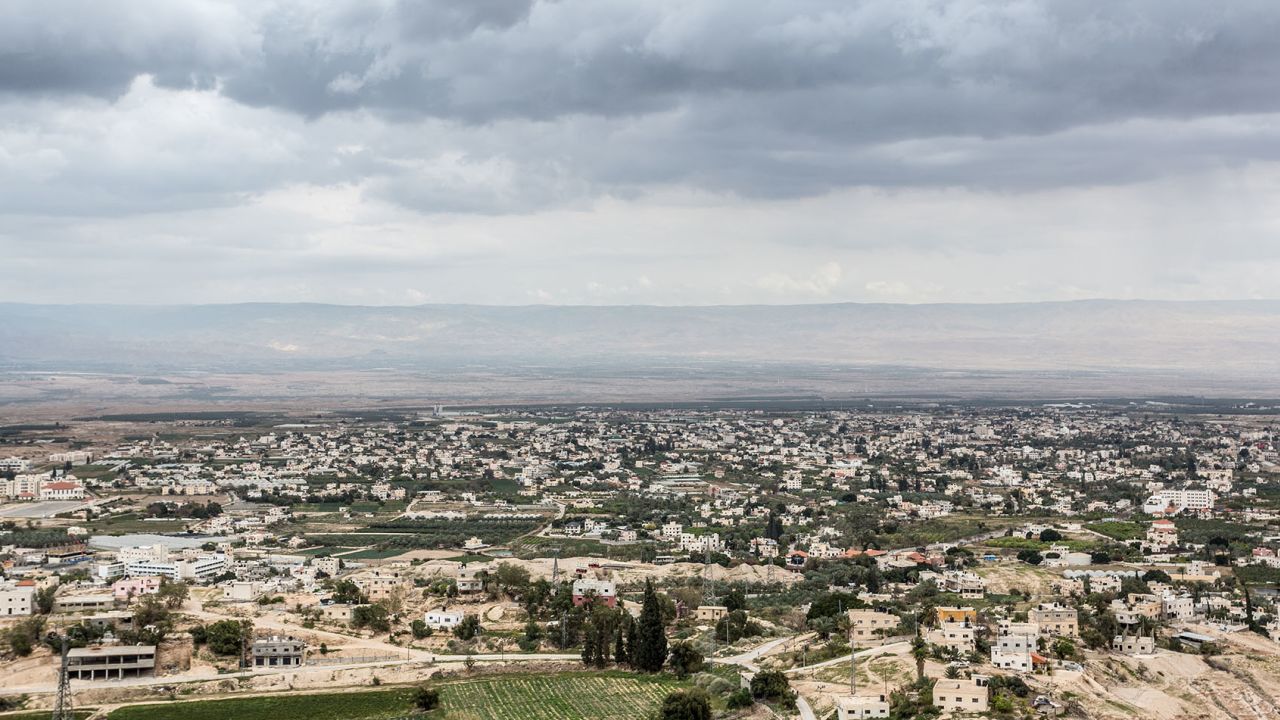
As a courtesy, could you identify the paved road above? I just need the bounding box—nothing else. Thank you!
[5,652,583,695]
[784,641,910,674]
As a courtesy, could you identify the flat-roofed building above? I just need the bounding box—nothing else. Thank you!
[847,609,899,646]
[1112,633,1156,655]
[0,583,36,616]
[66,645,156,681]
[251,635,305,668]
[837,694,890,719]
[933,675,989,714]
[695,605,728,623]
[54,594,116,614]
[1030,602,1078,638]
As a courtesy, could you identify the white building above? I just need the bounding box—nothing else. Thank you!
[0,583,36,616]
[424,608,464,629]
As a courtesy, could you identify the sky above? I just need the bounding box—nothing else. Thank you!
[3,0,1280,306]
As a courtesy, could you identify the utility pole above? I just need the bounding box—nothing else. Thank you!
[52,636,72,720]
[849,627,857,696]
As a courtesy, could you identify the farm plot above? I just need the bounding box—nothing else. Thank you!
[440,673,682,720]
[106,673,683,720]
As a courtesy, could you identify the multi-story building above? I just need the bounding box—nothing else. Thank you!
[1030,602,1079,638]
[251,636,306,668]
[0,582,36,616]
[572,578,617,607]
[66,645,156,681]
[847,609,899,646]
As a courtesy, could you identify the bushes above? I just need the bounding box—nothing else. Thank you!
[453,614,482,640]
[667,641,704,679]
[413,686,440,711]
[660,688,711,720]
[749,670,795,709]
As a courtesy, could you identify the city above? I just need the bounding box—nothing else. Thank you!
[0,404,1277,718]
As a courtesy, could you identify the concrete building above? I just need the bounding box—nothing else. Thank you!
[1112,632,1156,655]
[352,571,406,602]
[53,594,115,614]
[836,694,890,719]
[847,609,899,646]
[696,605,728,623]
[1030,602,1079,638]
[0,583,36,616]
[991,621,1040,673]
[933,675,989,714]
[572,578,617,607]
[425,608,464,629]
[456,564,485,593]
[251,636,305,668]
[66,645,156,681]
[928,622,976,652]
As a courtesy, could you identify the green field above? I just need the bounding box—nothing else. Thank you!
[106,673,685,720]
[1085,521,1145,541]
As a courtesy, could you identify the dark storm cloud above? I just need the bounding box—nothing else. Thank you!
[5,0,1280,218]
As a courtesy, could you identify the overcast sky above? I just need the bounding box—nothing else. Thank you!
[3,0,1280,306]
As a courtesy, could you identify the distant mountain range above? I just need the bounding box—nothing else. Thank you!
[2,300,1277,384]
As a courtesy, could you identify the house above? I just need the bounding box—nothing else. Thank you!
[223,581,263,602]
[572,578,617,607]
[1030,602,1078,638]
[929,622,976,653]
[251,636,306,668]
[847,609,899,646]
[934,675,989,714]
[39,480,86,501]
[425,608,464,629]
[991,621,1040,673]
[313,557,341,576]
[456,564,485,593]
[1112,632,1156,655]
[0,583,36,616]
[112,576,163,601]
[696,605,729,623]
[353,570,406,602]
[321,603,357,623]
[837,694,890,719]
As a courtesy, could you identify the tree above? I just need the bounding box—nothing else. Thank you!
[410,619,432,639]
[660,689,712,720]
[1016,549,1043,566]
[750,670,795,708]
[723,586,747,613]
[633,580,668,672]
[911,635,927,681]
[1052,637,1076,660]
[157,580,189,609]
[5,617,44,657]
[454,614,482,640]
[352,604,391,633]
[667,641,704,679]
[331,579,366,605]
[1039,529,1063,542]
[493,563,532,598]
[412,686,440,711]
[35,585,58,615]
[204,619,252,656]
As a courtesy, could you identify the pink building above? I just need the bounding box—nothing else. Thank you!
[113,576,163,601]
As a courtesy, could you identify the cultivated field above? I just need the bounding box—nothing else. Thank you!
[104,673,685,720]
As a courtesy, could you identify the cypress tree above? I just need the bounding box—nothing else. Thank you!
[635,579,668,672]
